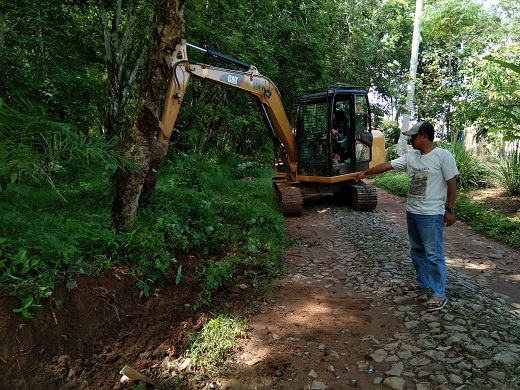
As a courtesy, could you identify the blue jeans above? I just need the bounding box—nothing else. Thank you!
[406,212,446,299]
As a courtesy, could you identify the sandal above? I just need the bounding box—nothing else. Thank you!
[403,283,427,294]
[425,297,448,312]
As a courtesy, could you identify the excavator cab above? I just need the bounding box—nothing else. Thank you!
[295,87,373,178]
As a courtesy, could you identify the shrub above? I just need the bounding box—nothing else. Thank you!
[380,118,401,146]
[494,152,520,195]
[385,144,399,161]
[439,141,489,191]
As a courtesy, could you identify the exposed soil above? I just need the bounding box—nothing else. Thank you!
[1,187,519,390]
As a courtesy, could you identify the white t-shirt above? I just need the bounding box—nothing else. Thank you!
[391,147,459,215]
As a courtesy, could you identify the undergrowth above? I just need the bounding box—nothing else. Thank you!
[0,152,289,317]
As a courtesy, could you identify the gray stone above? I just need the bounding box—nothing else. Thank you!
[464,344,483,353]
[373,377,383,385]
[396,350,413,359]
[400,343,422,352]
[382,376,406,390]
[405,320,420,329]
[410,357,432,366]
[488,370,507,381]
[479,338,498,348]
[455,361,472,371]
[369,349,388,362]
[493,350,519,364]
[385,355,401,362]
[308,380,328,389]
[385,362,404,376]
[448,373,464,385]
[323,348,339,361]
[473,359,492,368]
[430,374,447,384]
[421,363,446,373]
[453,318,467,326]
[444,325,467,332]
[424,350,445,361]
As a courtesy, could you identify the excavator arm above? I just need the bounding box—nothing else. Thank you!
[157,40,297,181]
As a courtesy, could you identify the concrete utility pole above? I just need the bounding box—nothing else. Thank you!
[397,0,423,156]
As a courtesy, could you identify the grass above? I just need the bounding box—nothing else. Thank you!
[185,313,247,377]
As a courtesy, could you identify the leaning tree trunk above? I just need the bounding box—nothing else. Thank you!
[110,0,185,231]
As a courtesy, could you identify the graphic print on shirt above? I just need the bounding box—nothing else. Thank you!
[409,171,428,198]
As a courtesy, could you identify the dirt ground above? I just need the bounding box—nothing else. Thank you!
[0,188,519,390]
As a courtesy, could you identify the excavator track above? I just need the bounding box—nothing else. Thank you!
[273,181,304,215]
[346,182,377,211]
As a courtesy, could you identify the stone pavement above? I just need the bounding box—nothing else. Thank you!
[221,205,520,390]
[311,208,520,389]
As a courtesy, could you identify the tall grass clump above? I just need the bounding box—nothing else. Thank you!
[494,151,520,195]
[440,140,489,191]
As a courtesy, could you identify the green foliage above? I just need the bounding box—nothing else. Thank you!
[439,141,489,191]
[418,0,494,135]
[0,99,137,196]
[185,314,247,376]
[493,152,520,195]
[484,57,520,141]
[380,119,401,146]
[4,0,520,322]
[455,195,520,247]
[385,144,399,161]
[2,0,104,130]
[201,255,239,292]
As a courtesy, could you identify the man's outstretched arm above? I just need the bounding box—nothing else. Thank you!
[353,162,393,182]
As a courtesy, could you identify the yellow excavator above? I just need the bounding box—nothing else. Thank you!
[157,40,386,215]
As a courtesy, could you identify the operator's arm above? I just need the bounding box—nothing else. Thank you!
[444,176,457,227]
[353,162,393,182]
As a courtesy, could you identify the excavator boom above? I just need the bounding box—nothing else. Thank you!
[158,40,297,180]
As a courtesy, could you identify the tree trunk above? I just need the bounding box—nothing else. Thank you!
[110,0,185,231]
[397,0,423,156]
[99,0,148,138]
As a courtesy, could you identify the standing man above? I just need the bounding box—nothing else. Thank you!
[354,121,458,312]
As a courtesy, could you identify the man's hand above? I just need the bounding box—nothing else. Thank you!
[444,210,456,227]
[354,162,392,182]
[353,170,366,182]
